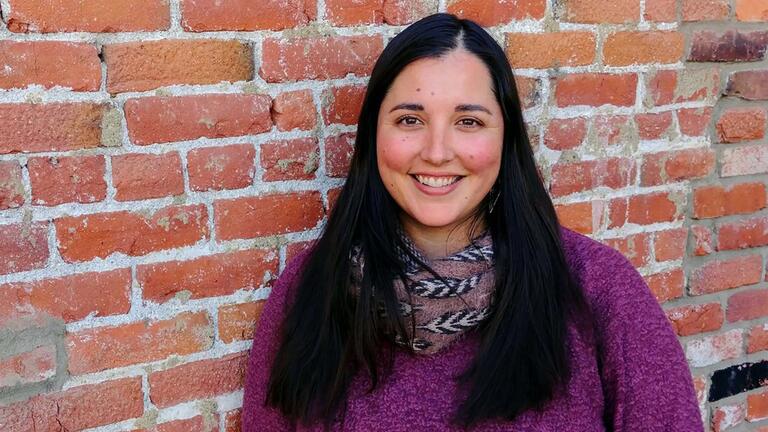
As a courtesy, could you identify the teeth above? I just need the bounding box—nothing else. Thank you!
[414,175,460,188]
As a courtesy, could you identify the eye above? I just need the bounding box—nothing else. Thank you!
[396,115,422,127]
[457,118,483,128]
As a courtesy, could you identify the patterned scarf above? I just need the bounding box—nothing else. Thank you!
[350,230,495,355]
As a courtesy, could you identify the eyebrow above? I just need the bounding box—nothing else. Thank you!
[389,102,492,115]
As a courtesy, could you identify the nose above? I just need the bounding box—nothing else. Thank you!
[420,123,454,165]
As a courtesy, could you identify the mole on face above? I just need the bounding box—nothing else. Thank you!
[416,87,421,92]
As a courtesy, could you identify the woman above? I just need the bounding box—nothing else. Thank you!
[242,13,703,431]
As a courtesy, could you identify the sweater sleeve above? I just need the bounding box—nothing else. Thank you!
[584,247,704,431]
[242,250,312,432]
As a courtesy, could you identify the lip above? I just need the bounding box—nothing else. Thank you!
[410,174,464,196]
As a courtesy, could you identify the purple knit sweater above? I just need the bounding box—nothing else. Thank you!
[242,228,704,431]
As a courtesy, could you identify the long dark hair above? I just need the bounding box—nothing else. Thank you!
[266,13,590,427]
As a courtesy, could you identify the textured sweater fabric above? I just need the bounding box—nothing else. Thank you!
[241,228,704,431]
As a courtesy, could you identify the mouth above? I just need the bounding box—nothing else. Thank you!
[410,174,464,188]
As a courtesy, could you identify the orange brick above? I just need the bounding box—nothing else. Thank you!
[549,157,635,197]
[748,390,768,421]
[654,228,687,262]
[666,302,723,336]
[718,216,768,250]
[716,107,767,143]
[0,41,100,90]
[0,345,56,388]
[0,377,143,431]
[0,222,49,275]
[506,32,595,69]
[137,249,278,303]
[727,289,768,322]
[446,0,545,25]
[261,138,320,181]
[260,35,383,83]
[322,85,366,126]
[748,324,768,353]
[6,0,169,32]
[125,94,272,145]
[0,103,106,155]
[0,269,130,325]
[640,148,715,186]
[0,161,24,210]
[55,205,209,262]
[112,152,184,201]
[272,90,317,132]
[644,268,684,302]
[736,0,768,21]
[214,192,324,241]
[554,73,637,107]
[644,0,677,21]
[689,255,762,295]
[561,0,640,23]
[181,0,314,31]
[602,233,651,268]
[678,107,713,137]
[682,0,730,21]
[325,132,356,178]
[104,40,253,93]
[645,69,720,107]
[626,192,680,226]
[67,311,213,374]
[544,117,587,150]
[218,301,267,343]
[148,352,247,407]
[603,31,685,66]
[28,155,106,206]
[554,201,594,234]
[188,144,255,191]
[693,182,766,219]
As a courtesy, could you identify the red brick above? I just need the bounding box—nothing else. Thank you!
[125,94,272,145]
[285,240,316,263]
[736,0,768,21]
[0,161,24,210]
[6,0,169,32]
[635,112,674,140]
[644,0,677,21]
[748,390,768,421]
[645,68,720,107]
[722,145,768,177]
[325,132,356,178]
[506,32,595,69]
[138,249,278,303]
[261,138,320,181]
[726,70,768,100]
[748,323,768,353]
[682,0,730,21]
[608,197,628,229]
[560,0,640,23]
[272,90,317,132]
[188,144,255,191]
[554,201,595,234]
[326,0,435,26]
[225,409,241,432]
[544,117,587,150]
[322,85,365,126]
[685,329,743,367]
[602,233,651,267]
[678,107,713,137]
[603,31,684,66]
[515,76,541,109]
[691,225,714,256]
[181,0,313,31]
[328,187,343,213]
[112,152,184,201]
[654,228,687,262]
[716,107,767,143]
[0,102,105,154]
[215,192,324,241]
[382,0,438,25]
[689,255,763,295]
[0,269,130,325]
[641,148,716,186]
[444,0,545,25]
[260,35,383,83]
[67,311,213,374]
[149,351,247,408]
[28,155,106,206]
[727,289,768,322]
[549,157,634,197]
[693,182,766,219]
[712,403,746,431]
[0,41,100,90]
[689,30,768,62]
[0,222,49,275]
[0,345,56,388]
[644,268,684,302]
[718,216,768,250]
[147,416,221,432]
[554,73,637,107]
[623,192,680,226]
[666,303,723,336]
[218,301,267,343]
[55,204,208,262]
[105,40,253,94]
[590,115,635,147]
[0,377,143,431]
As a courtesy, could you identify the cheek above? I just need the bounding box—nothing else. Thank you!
[459,137,502,173]
[376,133,418,176]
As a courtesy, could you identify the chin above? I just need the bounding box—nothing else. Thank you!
[405,208,474,229]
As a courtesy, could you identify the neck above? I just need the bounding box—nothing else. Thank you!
[400,214,486,259]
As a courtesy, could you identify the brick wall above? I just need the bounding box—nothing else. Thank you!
[0,0,766,431]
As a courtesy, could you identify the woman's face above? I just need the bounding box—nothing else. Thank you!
[376,49,504,237]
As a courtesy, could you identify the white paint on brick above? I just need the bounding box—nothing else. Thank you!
[685,329,744,368]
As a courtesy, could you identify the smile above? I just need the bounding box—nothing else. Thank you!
[412,174,463,188]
